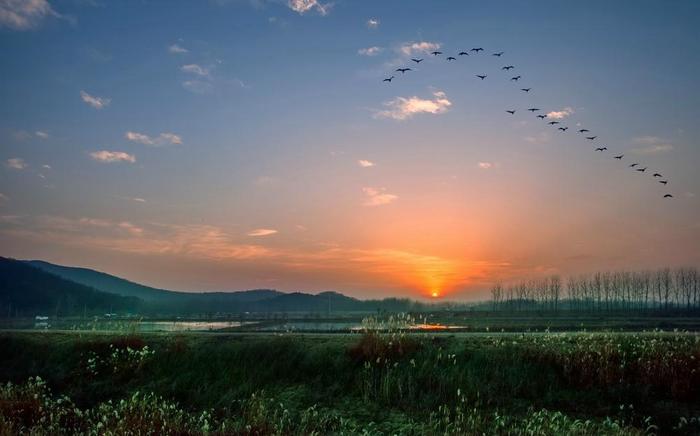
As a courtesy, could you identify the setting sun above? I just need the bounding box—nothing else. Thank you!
[431,291,440,298]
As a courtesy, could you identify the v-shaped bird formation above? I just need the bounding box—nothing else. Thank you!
[383,48,673,199]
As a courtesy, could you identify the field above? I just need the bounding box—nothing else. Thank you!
[1,317,700,435]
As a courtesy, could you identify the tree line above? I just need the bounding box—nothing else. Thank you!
[490,267,700,313]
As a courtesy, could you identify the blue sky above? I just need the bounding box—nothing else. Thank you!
[1,0,699,299]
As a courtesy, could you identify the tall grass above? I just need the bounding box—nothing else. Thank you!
[1,325,699,434]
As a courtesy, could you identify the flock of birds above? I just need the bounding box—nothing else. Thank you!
[382,47,674,199]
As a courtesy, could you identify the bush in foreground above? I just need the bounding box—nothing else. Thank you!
[0,377,651,435]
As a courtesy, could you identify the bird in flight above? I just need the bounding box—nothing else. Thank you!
[511,76,521,81]
[653,173,663,178]
[558,127,569,131]
[521,88,531,92]
[548,121,560,125]
[493,51,504,57]
[383,76,394,82]
[502,65,515,70]
[536,114,547,119]
[527,108,540,112]
[586,136,597,140]
[396,68,411,73]
[595,147,607,151]
[458,51,469,56]
[431,51,442,56]
[636,167,648,172]
[578,129,590,133]
[411,58,423,63]
[476,74,487,80]
[506,110,516,115]
[447,56,456,61]
[629,163,639,168]
[664,194,673,198]
[471,48,484,53]
[614,155,624,159]
[659,180,668,185]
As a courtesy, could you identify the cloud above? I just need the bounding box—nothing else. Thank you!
[287,0,330,15]
[546,107,574,119]
[366,18,379,29]
[358,46,382,56]
[247,228,278,237]
[254,175,278,186]
[80,90,110,109]
[125,131,182,146]
[89,150,135,163]
[182,80,213,94]
[362,187,398,206]
[358,159,375,168]
[0,193,7,203]
[5,158,27,170]
[0,0,59,30]
[180,64,210,77]
[524,131,551,145]
[42,164,51,169]
[375,90,451,121]
[131,197,146,203]
[0,215,273,261]
[478,162,494,169]
[168,43,188,54]
[399,41,441,56]
[35,131,49,139]
[630,136,674,154]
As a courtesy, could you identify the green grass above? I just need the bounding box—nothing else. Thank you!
[0,330,698,434]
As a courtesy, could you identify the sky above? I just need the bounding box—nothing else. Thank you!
[1,0,699,300]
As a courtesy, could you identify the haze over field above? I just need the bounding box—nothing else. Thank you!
[1,0,699,300]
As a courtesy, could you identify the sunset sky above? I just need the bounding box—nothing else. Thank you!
[1,0,699,300]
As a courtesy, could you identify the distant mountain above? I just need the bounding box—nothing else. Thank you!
[0,257,141,316]
[13,258,424,315]
[26,260,180,302]
[26,260,283,304]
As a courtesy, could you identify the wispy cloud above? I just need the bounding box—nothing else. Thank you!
[524,131,551,145]
[374,90,451,121]
[35,130,49,139]
[248,228,278,237]
[362,187,398,206]
[358,159,375,168]
[287,0,330,16]
[546,107,574,119]
[0,0,59,30]
[5,158,27,170]
[89,150,135,163]
[181,64,210,77]
[125,131,182,146]
[0,193,8,203]
[630,136,674,155]
[358,46,382,56]
[182,80,213,94]
[399,41,440,56]
[80,90,110,109]
[0,215,273,261]
[478,162,495,169]
[366,18,379,29]
[168,43,188,54]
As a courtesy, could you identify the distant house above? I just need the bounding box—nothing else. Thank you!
[34,315,49,329]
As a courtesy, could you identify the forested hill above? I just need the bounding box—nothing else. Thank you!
[4,258,426,315]
[0,257,141,316]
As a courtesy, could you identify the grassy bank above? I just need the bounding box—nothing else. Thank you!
[1,330,699,434]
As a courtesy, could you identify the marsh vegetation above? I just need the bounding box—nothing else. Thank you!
[1,317,699,435]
